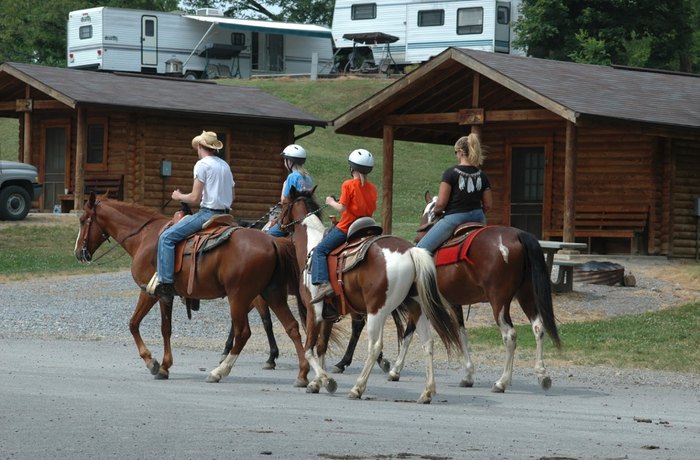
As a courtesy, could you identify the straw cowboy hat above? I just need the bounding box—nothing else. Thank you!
[191,131,223,150]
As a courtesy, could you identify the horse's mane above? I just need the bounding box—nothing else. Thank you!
[102,198,167,222]
[294,190,326,233]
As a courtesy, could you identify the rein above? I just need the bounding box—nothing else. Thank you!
[247,203,281,229]
[280,200,329,231]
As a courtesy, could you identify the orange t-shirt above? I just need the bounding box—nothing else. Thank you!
[337,178,377,233]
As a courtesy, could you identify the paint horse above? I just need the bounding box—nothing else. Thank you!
[389,192,562,392]
[279,188,461,403]
[74,193,310,386]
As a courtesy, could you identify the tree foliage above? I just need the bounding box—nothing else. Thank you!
[514,0,700,72]
[0,0,179,66]
[180,0,334,26]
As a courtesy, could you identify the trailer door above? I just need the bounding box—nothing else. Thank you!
[267,34,284,72]
[141,15,157,69]
[495,2,511,53]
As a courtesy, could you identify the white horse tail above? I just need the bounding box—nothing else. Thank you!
[408,247,461,354]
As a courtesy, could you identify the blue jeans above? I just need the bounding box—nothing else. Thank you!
[157,209,218,283]
[416,209,486,254]
[311,226,347,285]
[266,223,287,238]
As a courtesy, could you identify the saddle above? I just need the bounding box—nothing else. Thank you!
[321,218,386,318]
[434,222,488,267]
[160,211,241,318]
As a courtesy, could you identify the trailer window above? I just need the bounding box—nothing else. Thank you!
[457,7,483,35]
[352,4,377,20]
[497,6,510,25]
[143,18,155,37]
[86,120,108,170]
[79,25,92,40]
[418,10,444,27]
[231,33,245,46]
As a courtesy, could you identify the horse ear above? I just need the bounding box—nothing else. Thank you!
[88,192,96,208]
[311,185,317,195]
[424,190,432,203]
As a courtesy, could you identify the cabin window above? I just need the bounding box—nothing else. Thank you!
[86,120,108,170]
[457,7,483,34]
[231,32,245,46]
[79,25,92,40]
[418,10,444,27]
[351,3,377,20]
[497,6,510,25]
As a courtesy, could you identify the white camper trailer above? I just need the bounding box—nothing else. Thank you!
[331,0,522,69]
[67,7,335,79]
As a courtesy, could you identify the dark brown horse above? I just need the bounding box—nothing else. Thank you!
[389,192,562,392]
[279,189,461,403]
[74,193,309,386]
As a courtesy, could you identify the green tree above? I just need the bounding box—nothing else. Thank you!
[514,0,700,72]
[0,0,179,66]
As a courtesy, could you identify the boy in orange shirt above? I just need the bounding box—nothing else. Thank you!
[310,149,377,303]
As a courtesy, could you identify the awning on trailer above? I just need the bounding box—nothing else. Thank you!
[185,15,332,39]
[342,32,399,45]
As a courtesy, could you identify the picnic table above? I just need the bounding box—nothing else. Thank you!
[538,240,588,293]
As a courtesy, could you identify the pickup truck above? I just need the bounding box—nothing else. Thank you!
[0,160,43,220]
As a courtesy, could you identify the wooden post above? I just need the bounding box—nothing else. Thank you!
[563,121,577,243]
[470,73,481,137]
[22,86,32,164]
[75,107,87,212]
[382,124,394,233]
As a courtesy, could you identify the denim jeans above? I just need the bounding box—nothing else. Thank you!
[157,209,218,283]
[266,223,287,238]
[311,226,347,285]
[416,209,486,254]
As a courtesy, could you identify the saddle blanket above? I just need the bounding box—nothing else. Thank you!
[434,226,489,266]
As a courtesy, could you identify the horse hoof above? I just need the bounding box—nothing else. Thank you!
[206,374,222,383]
[540,376,552,391]
[154,370,169,380]
[262,362,276,370]
[417,395,432,404]
[378,359,391,373]
[325,378,338,394]
[294,379,308,388]
[347,390,362,400]
[387,372,400,382]
[306,383,320,394]
[491,383,505,393]
[459,379,474,388]
[147,359,160,376]
[330,365,345,374]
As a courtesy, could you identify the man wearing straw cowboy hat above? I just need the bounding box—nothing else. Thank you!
[147,130,234,298]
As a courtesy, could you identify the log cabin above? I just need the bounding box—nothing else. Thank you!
[0,62,327,220]
[333,48,700,258]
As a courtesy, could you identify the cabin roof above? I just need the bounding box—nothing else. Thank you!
[333,48,700,143]
[0,62,327,127]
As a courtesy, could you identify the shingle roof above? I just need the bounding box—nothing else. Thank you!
[0,62,327,126]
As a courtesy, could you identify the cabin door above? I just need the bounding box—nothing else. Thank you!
[42,124,70,211]
[495,2,511,53]
[266,34,284,72]
[141,15,158,69]
[510,146,544,238]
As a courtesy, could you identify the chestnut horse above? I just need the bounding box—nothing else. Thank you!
[279,189,461,403]
[388,192,561,392]
[74,193,310,386]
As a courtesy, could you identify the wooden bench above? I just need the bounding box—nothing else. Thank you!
[545,205,649,254]
[552,260,582,293]
[59,175,124,213]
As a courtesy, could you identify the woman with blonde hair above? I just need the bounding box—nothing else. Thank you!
[416,133,492,254]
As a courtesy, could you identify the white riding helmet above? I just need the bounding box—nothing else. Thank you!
[281,144,307,165]
[348,148,374,174]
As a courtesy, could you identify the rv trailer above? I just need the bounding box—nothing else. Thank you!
[331,0,522,69]
[67,7,335,79]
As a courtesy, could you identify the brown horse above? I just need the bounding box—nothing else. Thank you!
[388,192,561,392]
[74,193,310,386]
[279,189,461,403]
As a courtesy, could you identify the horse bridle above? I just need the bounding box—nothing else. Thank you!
[279,196,328,232]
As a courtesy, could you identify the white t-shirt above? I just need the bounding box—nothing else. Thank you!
[193,155,234,210]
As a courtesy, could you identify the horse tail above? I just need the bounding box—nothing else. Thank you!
[408,247,461,354]
[518,232,561,349]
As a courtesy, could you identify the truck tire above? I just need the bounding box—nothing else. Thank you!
[0,185,32,221]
